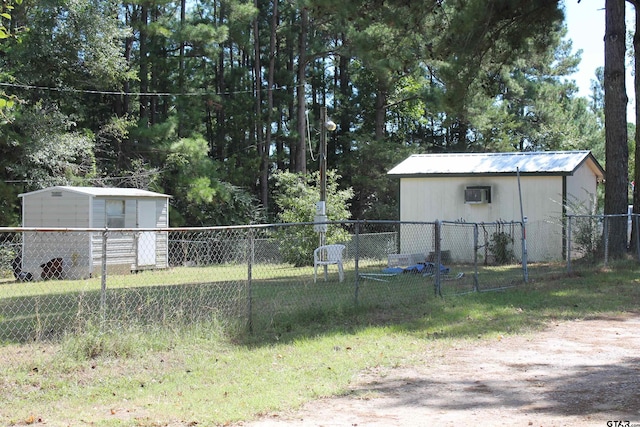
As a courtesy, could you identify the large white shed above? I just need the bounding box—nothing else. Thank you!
[18,186,171,279]
[387,151,605,262]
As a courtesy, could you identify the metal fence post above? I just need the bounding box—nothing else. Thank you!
[247,227,254,333]
[521,218,528,283]
[100,229,108,325]
[603,215,609,267]
[635,215,640,262]
[473,224,479,292]
[566,216,572,273]
[354,221,360,306]
[434,220,442,297]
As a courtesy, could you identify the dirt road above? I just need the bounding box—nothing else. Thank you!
[243,314,640,426]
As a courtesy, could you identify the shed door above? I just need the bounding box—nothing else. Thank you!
[137,200,157,266]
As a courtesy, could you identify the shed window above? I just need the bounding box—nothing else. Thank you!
[106,200,125,227]
[464,186,491,204]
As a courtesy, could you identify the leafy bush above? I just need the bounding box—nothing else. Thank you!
[564,192,602,260]
[0,245,17,279]
[272,170,353,267]
[488,231,515,265]
[165,135,265,226]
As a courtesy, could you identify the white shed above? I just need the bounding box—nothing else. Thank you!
[387,151,605,262]
[18,186,171,279]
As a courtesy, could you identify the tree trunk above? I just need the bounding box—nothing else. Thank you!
[214,4,227,161]
[294,7,308,173]
[374,87,387,141]
[254,0,266,208]
[121,31,132,117]
[177,0,186,137]
[263,0,279,210]
[149,5,159,126]
[283,10,294,171]
[338,44,351,156]
[632,3,640,252]
[604,0,629,257]
[139,4,149,126]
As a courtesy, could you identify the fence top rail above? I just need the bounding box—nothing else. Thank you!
[0,227,171,233]
[0,220,485,233]
[0,219,526,233]
[440,220,523,226]
[2,214,636,234]
[566,213,633,219]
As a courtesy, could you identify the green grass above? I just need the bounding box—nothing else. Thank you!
[0,260,592,343]
[1,262,639,426]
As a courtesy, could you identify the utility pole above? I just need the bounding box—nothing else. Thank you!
[315,106,336,248]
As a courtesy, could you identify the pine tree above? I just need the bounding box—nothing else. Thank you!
[604,0,629,257]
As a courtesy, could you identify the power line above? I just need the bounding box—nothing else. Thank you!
[4,169,164,185]
[0,82,216,97]
[0,82,295,97]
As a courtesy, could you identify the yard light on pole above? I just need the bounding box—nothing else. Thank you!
[315,106,336,248]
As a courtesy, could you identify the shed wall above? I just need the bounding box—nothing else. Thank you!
[20,189,170,279]
[22,189,91,227]
[565,165,599,213]
[398,175,567,262]
[90,198,169,271]
[21,231,93,279]
[152,199,169,268]
[21,190,92,278]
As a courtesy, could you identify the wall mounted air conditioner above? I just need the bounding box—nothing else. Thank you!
[464,186,491,204]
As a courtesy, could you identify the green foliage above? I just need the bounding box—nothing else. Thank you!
[272,170,353,266]
[62,324,149,360]
[0,102,97,190]
[0,0,25,122]
[0,242,16,277]
[488,231,515,265]
[0,181,20,225]
[565,192,602,260]
[10,0,130,88]
[572,216,602,261]
[346,136,409,219]
[0,0,23,41]
[0,0,601,227]
[165,134,264,226]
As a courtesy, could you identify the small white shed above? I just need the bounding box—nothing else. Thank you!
[18,186,171,279]
[387,151,605,262]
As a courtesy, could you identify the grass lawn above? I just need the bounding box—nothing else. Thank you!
[0,259,542,343]
[1,261,639,426]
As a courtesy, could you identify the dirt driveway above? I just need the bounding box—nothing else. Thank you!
[243,314,640,427]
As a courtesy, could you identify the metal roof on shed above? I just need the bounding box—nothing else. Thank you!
[387,150,604,179]
[19,186,171,198]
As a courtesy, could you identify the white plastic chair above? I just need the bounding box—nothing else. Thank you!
[313,244,345,283]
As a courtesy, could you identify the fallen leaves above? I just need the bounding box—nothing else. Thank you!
[24,415,43,424]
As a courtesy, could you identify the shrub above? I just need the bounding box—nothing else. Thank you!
[272,170,353,267]
[565,191,602,260]
[488,231,515,265]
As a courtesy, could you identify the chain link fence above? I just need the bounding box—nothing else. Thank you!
[0,217,636,348]
[566,213,640,271]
